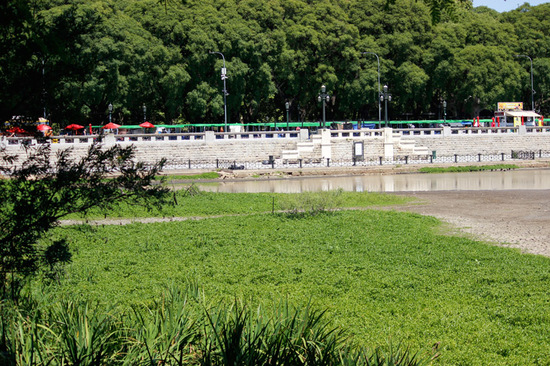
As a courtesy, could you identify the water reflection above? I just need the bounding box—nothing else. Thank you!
[196,169,550,193]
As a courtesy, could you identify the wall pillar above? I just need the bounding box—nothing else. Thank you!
[104,133,116,146]
[321,128,332,160]
[383,127,394,159]
[205,131,215,141]
[299,128,309,140]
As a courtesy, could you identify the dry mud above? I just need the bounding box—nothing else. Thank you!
[388,190,550,257]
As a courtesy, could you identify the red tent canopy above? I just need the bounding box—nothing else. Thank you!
[139,121,155,128]
[103,122,121,129]
[65,124,84,130]
[7,127,27,134]
[37,124,52,131]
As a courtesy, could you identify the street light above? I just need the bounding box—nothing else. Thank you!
[380,85,392,127]
[143,104,147,123]
[515,54,535,111]
[317,85,330,128]
[285,101,290,130]
[443,100,447,123]
[209,51,228,132]
[108,103,113,123]
[363,52,381,127]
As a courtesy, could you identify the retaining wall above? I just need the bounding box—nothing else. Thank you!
[4,127,550,169]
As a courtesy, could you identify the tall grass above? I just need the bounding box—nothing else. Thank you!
[1,286,438,365]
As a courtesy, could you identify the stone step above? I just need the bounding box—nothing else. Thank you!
[282,150,300,159]
[296,142,314,153]
[413,147,430,155]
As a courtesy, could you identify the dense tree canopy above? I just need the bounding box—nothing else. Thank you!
[1,0,549,127]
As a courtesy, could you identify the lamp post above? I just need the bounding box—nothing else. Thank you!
[443,100,447,123]
[42,58,47,120]
[515,54,535,111]
[317,85,330,128]
[143,104,147,123]
[108,103,113,123]
[380,85,391,127]
[285,101,290,130]
[363,52,381,127]
[209,51,228,132]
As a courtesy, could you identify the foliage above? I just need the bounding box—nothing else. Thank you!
[31,204,550,364]
[0,143,170,300]
[2,0,550,126]
[160,172,221,181]
[64,189,411,219]
[418,164,519,173]
[278,188,345,216]
[0,286,439,365]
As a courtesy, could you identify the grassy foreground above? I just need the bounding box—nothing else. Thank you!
[35,190,550,365]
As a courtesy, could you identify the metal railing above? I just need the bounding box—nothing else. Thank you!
[5,125,550,147]
[159,150,550,171]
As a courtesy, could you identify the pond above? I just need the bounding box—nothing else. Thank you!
[195,168,550,193]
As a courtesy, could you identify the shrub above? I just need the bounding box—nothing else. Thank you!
[278,189,344,216]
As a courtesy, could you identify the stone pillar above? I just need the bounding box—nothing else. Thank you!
[104,133,116,146]
[383,127,394,159]
[442,126,452,136]
[321,128,332,160]
[299,128,309,140]
[518,125,527,135]
[205,131,215,141]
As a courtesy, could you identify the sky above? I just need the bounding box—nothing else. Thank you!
[472,0,549,12]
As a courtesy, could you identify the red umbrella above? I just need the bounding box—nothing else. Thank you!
[103,122,121,129]
[65,124,84,130]
[139,121,155,128]
[7,127,27,134]
[139,122,155,128]
[37,124,52,131]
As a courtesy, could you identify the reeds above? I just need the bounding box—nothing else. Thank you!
[1,286,438,365]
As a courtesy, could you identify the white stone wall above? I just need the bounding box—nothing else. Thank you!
[4,131,550,168]
[403,135,550,156]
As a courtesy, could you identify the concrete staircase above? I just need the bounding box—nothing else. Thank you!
[397,139,430,155]
[392,132,430,156]
[281,141,317,161]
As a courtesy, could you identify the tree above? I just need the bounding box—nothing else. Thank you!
[0,143,170,299]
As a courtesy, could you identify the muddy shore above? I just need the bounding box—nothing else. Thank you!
[385,190,550,257]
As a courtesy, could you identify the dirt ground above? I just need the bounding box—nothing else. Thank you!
[386,190,550,257]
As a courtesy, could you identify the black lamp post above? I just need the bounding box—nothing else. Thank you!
[143,104,147,123]
[443,100,447,123]
[108,103,113,123]
[363,51,381,127]
[209,51,228,132]
[318,85,330,128]
[380,85,391,127]
[515,54,535,111]
[285,101,290,130]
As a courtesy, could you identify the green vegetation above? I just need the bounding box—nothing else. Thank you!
[66,189,411,219]
[1,285,439,365]
[7,190,545,364]
[418,164,519,173]
[2,0,550,126]
[0,143,169,299]
[160,172,221,181]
